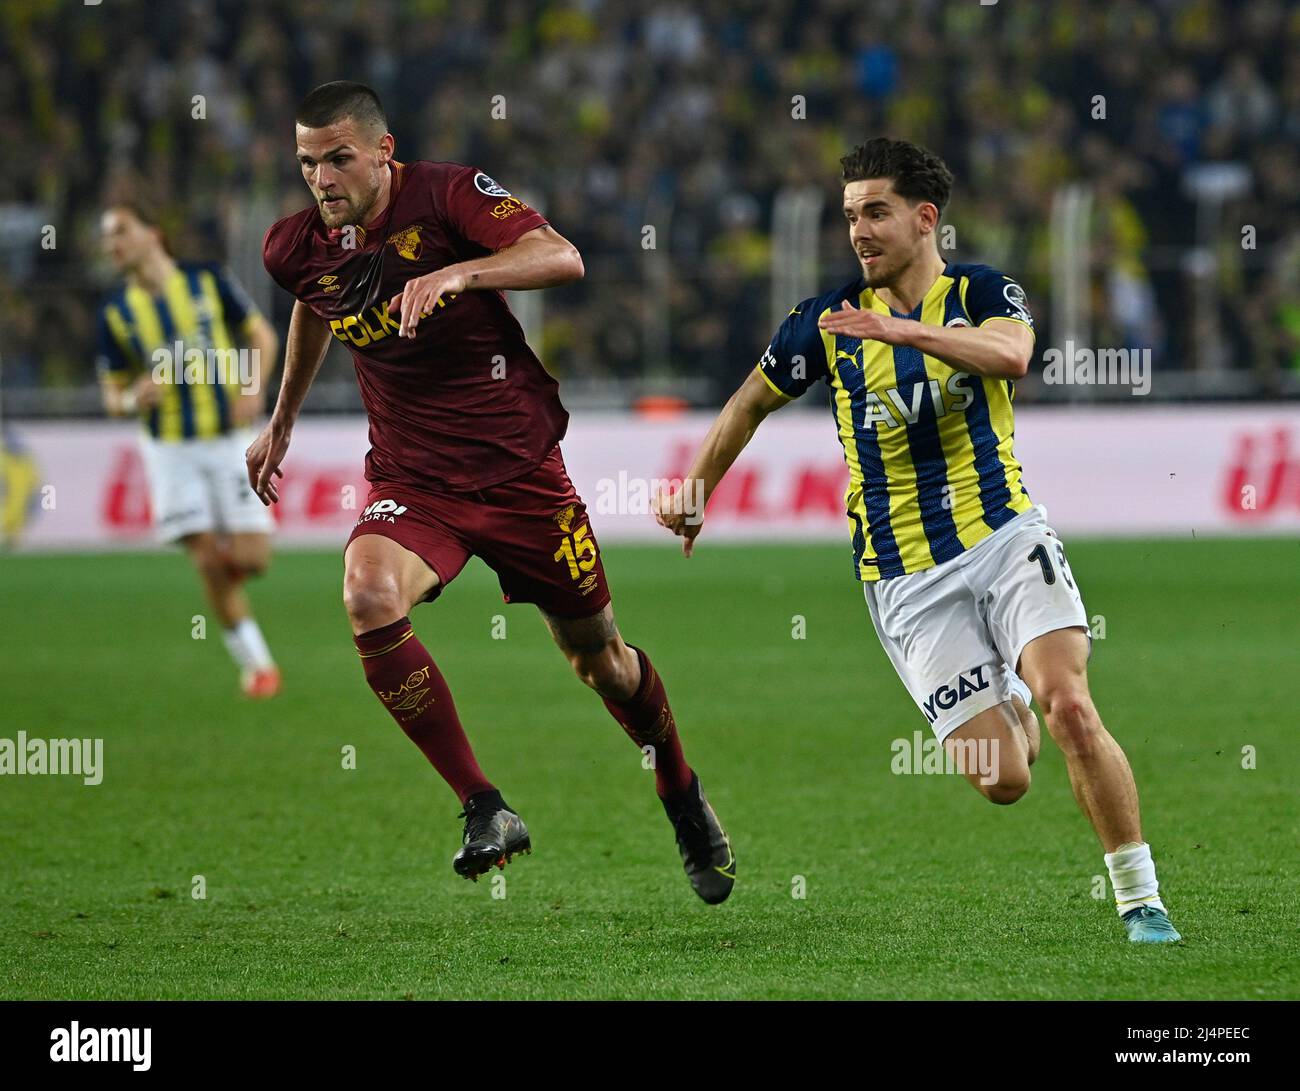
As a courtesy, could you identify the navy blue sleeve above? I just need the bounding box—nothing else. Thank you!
[211,265,259,329]
[95,306,132,378]
[755,299,828,399]
[963,265,1035,333]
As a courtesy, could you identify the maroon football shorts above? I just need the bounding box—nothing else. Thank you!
[345,444,611,619]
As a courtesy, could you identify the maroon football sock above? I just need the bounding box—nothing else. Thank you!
[602,645,694,798]
[354,617,494,805]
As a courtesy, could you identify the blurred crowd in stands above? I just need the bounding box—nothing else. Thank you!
[2,0,1298,405]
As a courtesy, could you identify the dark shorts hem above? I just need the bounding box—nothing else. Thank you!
[345,445,611,617]
[508,585,612,619]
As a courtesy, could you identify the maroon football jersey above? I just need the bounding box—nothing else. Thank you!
[263,160,568,491]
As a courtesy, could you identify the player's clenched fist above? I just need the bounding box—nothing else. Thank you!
[388,268,469,339]
[653,484,705,558]
[245,417,292,505]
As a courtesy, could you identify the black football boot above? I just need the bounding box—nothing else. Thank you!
[662,773,735,904]
[453,791,531,881]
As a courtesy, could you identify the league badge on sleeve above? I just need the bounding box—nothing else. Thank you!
[473,173,511,197]
[1003,281,1033,325]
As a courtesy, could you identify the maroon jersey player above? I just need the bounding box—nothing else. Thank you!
[247,81,733,901]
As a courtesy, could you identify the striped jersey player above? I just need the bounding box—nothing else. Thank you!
[97,202,282,699]
[756,260,1034,581]
[657,137,1181,944]
[248,81,734,900]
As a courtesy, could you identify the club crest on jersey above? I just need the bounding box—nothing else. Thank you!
[474,173,511,197]
[922,666,991,724]
[386,226,423,261]
[552,504,578,533]
[317,274,341,294]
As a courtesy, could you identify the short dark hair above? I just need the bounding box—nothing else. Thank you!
[840,138,954,214]
[295,81,388,137]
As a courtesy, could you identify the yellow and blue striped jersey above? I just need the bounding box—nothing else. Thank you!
[756,262,1035,581]
[96,263,260,442]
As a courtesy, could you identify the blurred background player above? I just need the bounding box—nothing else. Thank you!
[97,201,283,698]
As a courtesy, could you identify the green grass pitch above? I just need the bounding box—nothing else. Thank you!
[0,539,1296,999]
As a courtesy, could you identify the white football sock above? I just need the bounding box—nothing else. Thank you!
[1104,841,1166,916]
[222,618,274,672]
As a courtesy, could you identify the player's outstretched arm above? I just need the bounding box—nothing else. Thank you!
[817,301,1033,378]
[244,300,331,504]
[389,225,583,338]
[454,224,584,292]
[654,369,789,556]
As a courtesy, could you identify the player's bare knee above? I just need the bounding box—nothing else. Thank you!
[237,545,271,578]
[343,572,403,631]
[983,773,1030,805]
[570,643,633,698]
[1040,689,1100,756]
[190,543,227,586]
[233,555,269,579]
[194,552,222,582]
[569,651,604,691]
[987,743,1031,803]
[972,740,1031,802]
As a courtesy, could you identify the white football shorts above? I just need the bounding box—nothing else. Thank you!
[864,504,1088,742]
[140,429,274,543]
